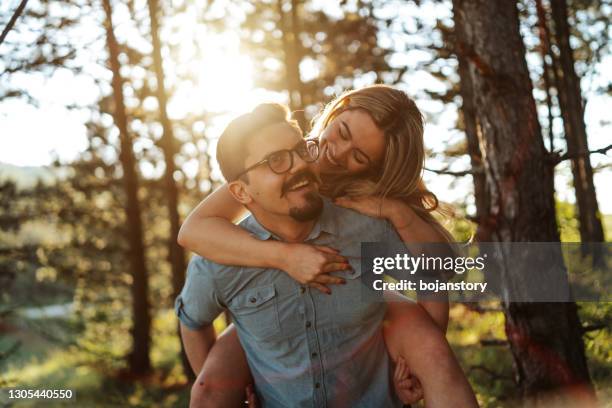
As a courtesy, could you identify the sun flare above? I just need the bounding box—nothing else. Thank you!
[194,33,255,113]
[166,26,261,122]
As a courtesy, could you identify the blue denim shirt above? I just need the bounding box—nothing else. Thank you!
[175,198,404,408]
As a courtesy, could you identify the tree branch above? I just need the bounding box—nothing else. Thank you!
[1,49,77,76]
[424,166,482,177]
[468,364,513,382]
[0,0,29,46]
[582,323,607,333]
[593,162,611,172]
[550,143,612,165]
[464,302,503,313]
[480,339,508,347]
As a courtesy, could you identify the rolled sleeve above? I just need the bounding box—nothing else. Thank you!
[174,256,224,330]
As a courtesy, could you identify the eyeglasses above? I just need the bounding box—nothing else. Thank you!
[236,140,319,179]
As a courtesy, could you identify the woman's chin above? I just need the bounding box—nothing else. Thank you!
[318,161,331,174]
[321,167,347,177]
[322,158,348,176]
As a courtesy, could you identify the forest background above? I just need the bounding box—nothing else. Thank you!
[0,0,610,406]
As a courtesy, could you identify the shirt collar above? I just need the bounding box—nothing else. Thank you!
[241,197,339,242]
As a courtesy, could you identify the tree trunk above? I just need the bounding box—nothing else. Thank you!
[535,0,556,152]
[452,0,595,403]
[146,0,192,380]
[277,0,307,131]
[549,0,605,262]
[453,8,487,228]
[102,0,151,375]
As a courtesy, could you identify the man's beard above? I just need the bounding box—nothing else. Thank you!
[281,169,323,222]
[288,191,323,221]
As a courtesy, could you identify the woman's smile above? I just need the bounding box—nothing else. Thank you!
[324,144,342,168]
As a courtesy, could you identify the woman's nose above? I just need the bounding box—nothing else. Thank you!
[334,140,350,164]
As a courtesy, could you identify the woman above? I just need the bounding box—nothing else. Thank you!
[179,85,477,407]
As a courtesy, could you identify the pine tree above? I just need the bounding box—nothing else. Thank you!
[145,0,192,379]
[452,0,595,403]
[102,0,152,375]
[548,0,605,264]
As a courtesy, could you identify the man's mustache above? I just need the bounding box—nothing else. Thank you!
[281,170,322,197]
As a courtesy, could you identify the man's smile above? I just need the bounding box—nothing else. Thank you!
[287,179,311,191]
[282,171,320,196]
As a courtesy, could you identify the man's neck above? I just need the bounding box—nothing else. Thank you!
[250,210,316,243]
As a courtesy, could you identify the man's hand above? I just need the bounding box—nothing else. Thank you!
[393,356,424,404]
[279,243,351,294]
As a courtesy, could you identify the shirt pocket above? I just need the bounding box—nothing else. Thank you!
[344,258,363,280]
[230,284,281,341]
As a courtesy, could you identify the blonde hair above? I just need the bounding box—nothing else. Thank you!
[310,84,455,243]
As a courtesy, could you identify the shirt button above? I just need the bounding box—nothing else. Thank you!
[305,321,312,328]
[315,382,321,389]
[249,297,257,303]
[311,352,318,358]
[300,286,306,294]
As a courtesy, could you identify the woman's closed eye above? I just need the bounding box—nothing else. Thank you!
[339,126,349,141]
[339,123,365,164]
[353,151,367,165]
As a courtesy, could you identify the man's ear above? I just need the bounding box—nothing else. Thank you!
[227,180,253,205]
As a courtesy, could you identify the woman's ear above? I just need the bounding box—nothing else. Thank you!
[227,181,253,205]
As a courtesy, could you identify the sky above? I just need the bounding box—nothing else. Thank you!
[0,0,610,213]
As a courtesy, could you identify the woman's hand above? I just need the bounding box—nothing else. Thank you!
[278,243,351,294]
[393,356,424,404]
[246,384,258,407]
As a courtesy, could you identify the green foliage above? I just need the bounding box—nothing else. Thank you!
[447,213,477,243]
[579,302,612,402]
[603,213,612,242]
[446,304,517,406]
[445,302,612,406]
[555,199,610,242]
[1,311,190,407]
[556,198,581,242]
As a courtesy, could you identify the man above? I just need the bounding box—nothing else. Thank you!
[175,103,475,407]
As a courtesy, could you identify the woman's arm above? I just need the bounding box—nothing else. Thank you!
[178,185,349,292]
[178,184,275,266]
[334,196,450,332]
[387,202,450,332]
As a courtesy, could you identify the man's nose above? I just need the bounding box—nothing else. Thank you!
[289,150,308,173]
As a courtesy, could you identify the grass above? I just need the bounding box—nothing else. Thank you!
[0,310,191,407]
